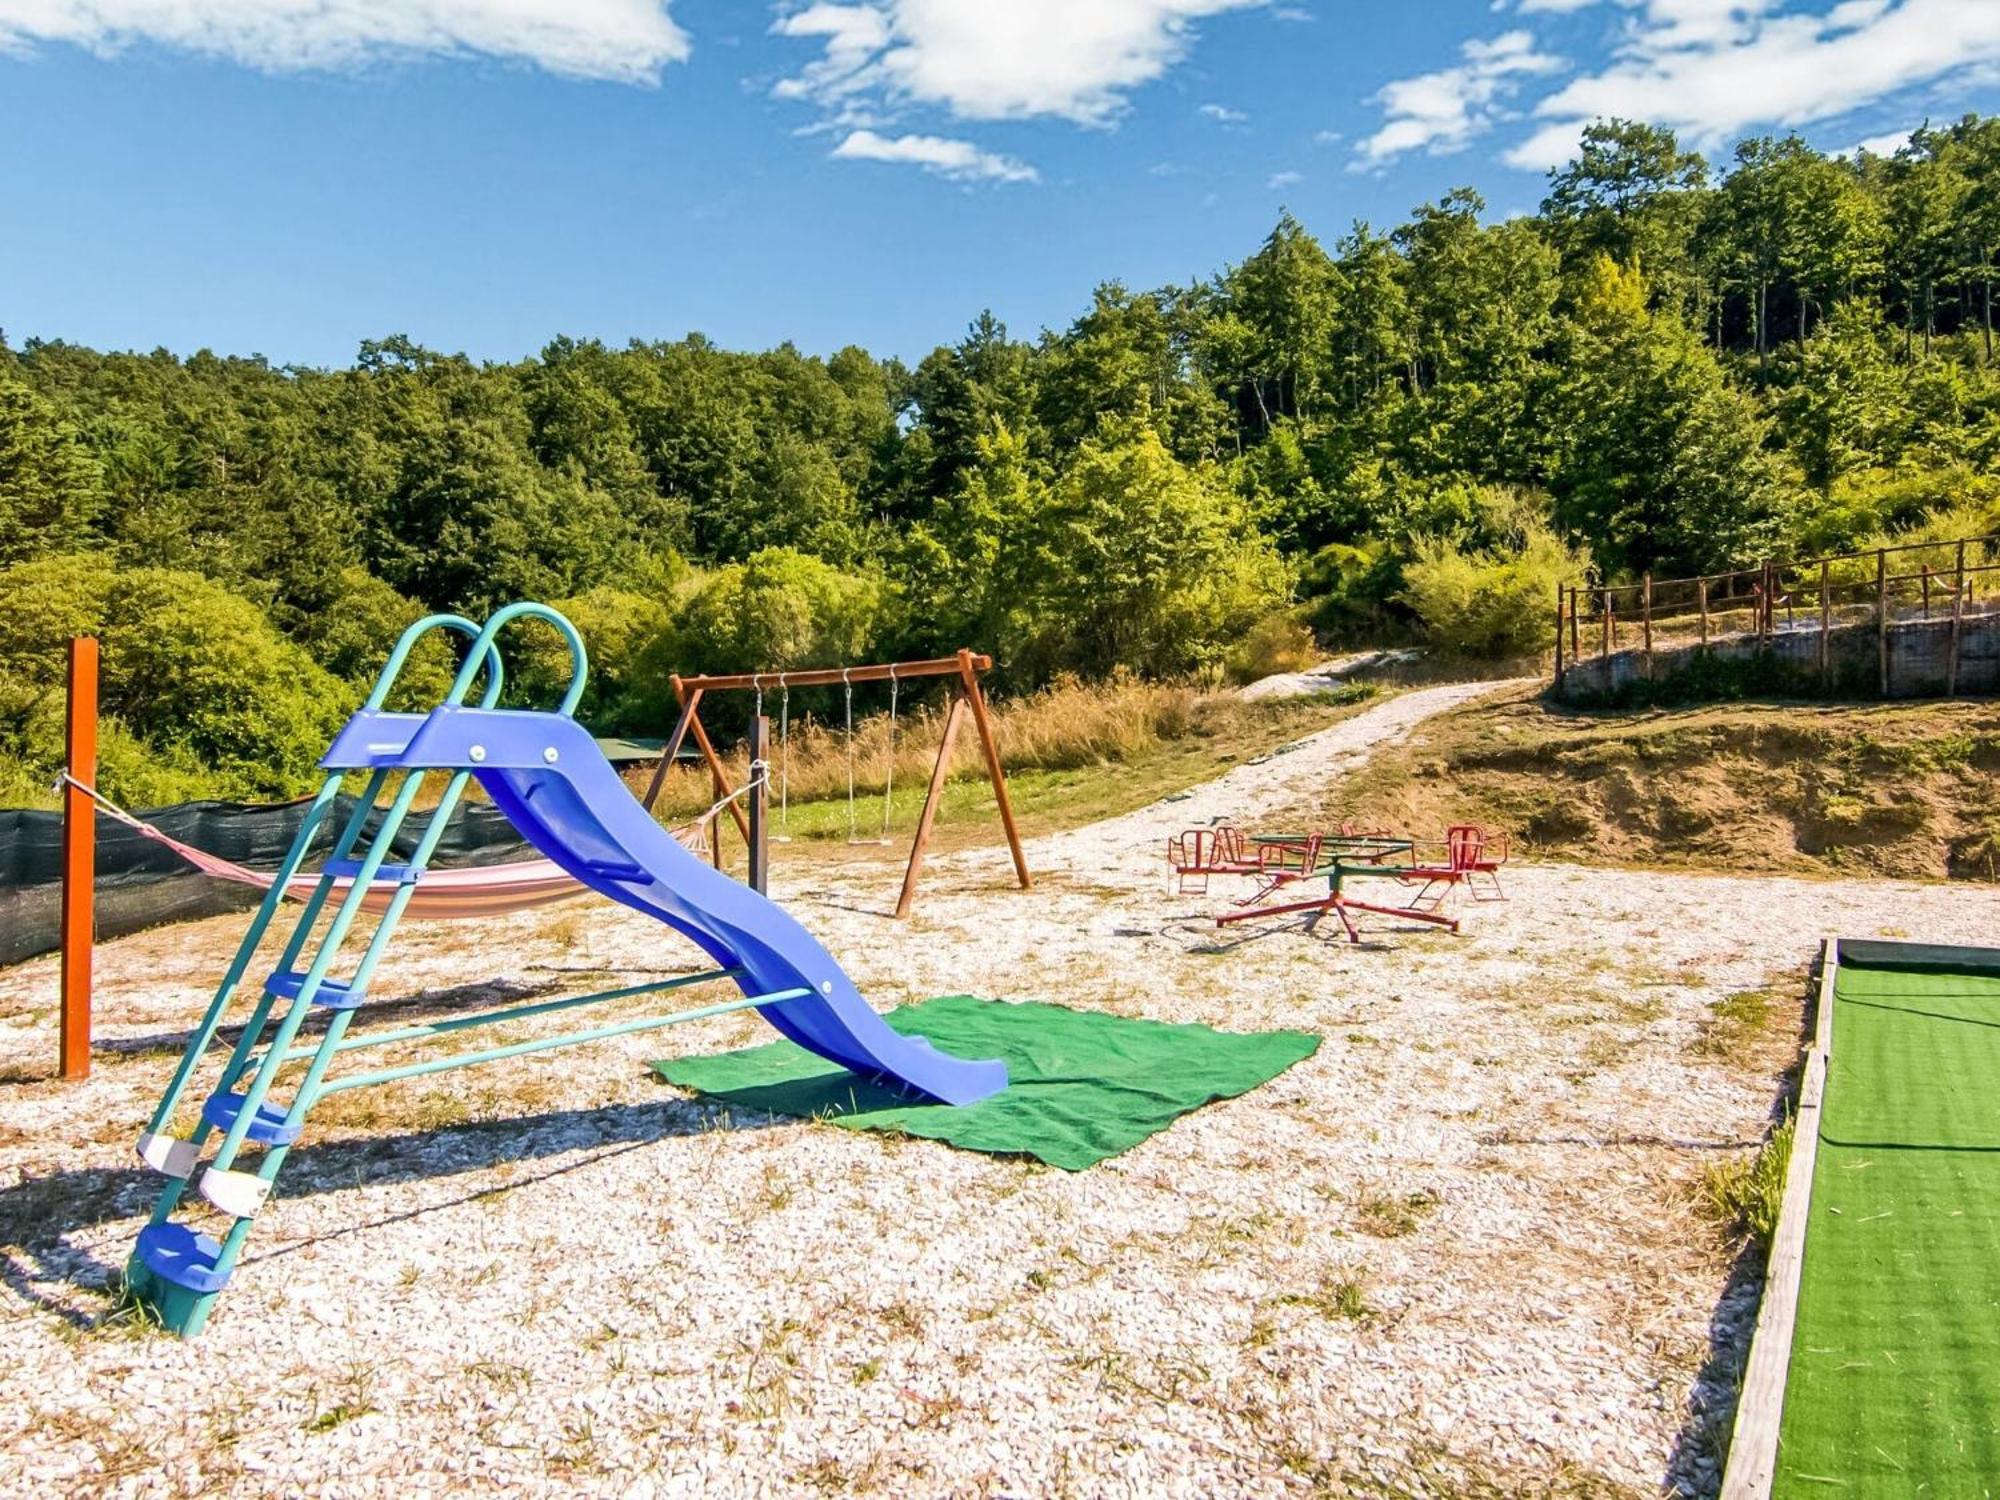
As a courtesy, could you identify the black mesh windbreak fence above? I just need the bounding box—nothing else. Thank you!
[0,797,532,969]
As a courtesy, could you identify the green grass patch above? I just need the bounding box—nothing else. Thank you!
[1698,1111,1792,1251]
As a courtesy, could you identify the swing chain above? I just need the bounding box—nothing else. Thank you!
[880,665,898,839]
[776,681,790,838]
[842,668,857,843]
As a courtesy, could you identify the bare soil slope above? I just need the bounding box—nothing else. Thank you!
[1328,688,2000,882]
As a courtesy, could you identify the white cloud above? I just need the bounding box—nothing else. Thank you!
[1354,30,1563,167]
[0,0,690,82]
[830,128,1037,182]
[772,0,1265,125]
[1267,169,1303,188]
[1847,127,1914,157]
[1504,0,2000,170]
[1200,102,1248,122]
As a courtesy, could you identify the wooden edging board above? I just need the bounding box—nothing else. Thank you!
[1718,934,1839,1500]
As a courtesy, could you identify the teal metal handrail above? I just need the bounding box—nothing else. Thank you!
[445,601,589,716]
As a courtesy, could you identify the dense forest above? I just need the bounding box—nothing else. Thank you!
[6,117,2000,802]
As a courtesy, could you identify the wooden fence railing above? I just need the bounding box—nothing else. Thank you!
[1554,534,2000,697]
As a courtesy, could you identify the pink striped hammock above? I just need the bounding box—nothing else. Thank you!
[66,778,734,921]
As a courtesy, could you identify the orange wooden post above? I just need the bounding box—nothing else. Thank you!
[60,637,98,1082]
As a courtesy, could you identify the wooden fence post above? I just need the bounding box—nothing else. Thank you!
[1818,559,1831,690]
[1641,574,1654,678]
[1921,564,1932,620]
[1948,540,1966,698]
[1600,587,1612,687]
[1553,584,1565,687]
[1569,582,1580,659]
[1698,577,1709,647]
[61,637,98,1082]
[1877,548,1890,696]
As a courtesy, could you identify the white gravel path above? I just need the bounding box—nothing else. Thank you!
[0,681,1991,1497]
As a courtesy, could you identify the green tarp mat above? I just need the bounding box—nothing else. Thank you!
[1774,957,2000,1496]
[651,994,1320,1171]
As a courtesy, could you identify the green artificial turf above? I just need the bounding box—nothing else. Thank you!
[652,994,1319,1170]
[1774,958,2000,1496]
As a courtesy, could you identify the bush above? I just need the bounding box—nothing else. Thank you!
[510,585,674,732]
[281,564,455,709]
[1299,539,1404,641]
[673,548,888,677]
[1006,422,1292,679]
[0,555,357,799]
[1225,610,1320,683]
[100,569,359,794]
[1399,521,1580,658]
[1797,466,2000,557]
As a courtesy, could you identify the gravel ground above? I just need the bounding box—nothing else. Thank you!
[1,680,1992,1497]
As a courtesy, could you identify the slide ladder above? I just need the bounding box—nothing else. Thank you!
[123,604,1005,1337]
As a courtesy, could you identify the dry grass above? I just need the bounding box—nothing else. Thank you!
[644,675,1253,820]
[640,675,1378,851]
[1323,684,2000,883]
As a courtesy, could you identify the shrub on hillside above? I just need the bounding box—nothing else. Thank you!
[510,585,675,732]
[0,555,356,799]
[672,547,888,677]
[1225,610,1320,683]
[279,564,455,709]
[1399,522,1580,658]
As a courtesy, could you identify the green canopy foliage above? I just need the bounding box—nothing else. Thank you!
[8,113,2000,795]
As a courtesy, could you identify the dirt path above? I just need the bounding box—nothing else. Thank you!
[1030,678,1523,871]
[0,678,1987,1498]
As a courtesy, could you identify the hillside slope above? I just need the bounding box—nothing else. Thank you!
[1324,687,2000,882]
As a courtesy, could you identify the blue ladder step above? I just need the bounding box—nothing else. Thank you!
[264,971,365,1010]
[202,1091,302,1146]
[135,1223,232,1294]
[322,858,422,885]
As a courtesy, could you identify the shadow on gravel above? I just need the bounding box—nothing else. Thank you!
[0,1094,783,1325]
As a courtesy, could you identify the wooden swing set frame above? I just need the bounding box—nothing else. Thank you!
[639,648,1032,918]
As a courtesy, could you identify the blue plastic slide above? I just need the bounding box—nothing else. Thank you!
[322,703,1009,1107]
[123,604,1007,1338]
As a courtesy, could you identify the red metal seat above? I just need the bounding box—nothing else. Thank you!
[1167,823,1259,895]
[1468,830,1509,902]
[1397,824,1488,911]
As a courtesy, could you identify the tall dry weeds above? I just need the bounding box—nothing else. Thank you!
[641,675,1205,820]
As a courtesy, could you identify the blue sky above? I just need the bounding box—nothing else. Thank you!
[2,1,1997,369]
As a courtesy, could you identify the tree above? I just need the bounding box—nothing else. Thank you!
[1005,420,1289,677]
[0,377,104,564]
[1542,119,1710,314]
[1213,212,1341,435]
[1550,258,1795,574]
